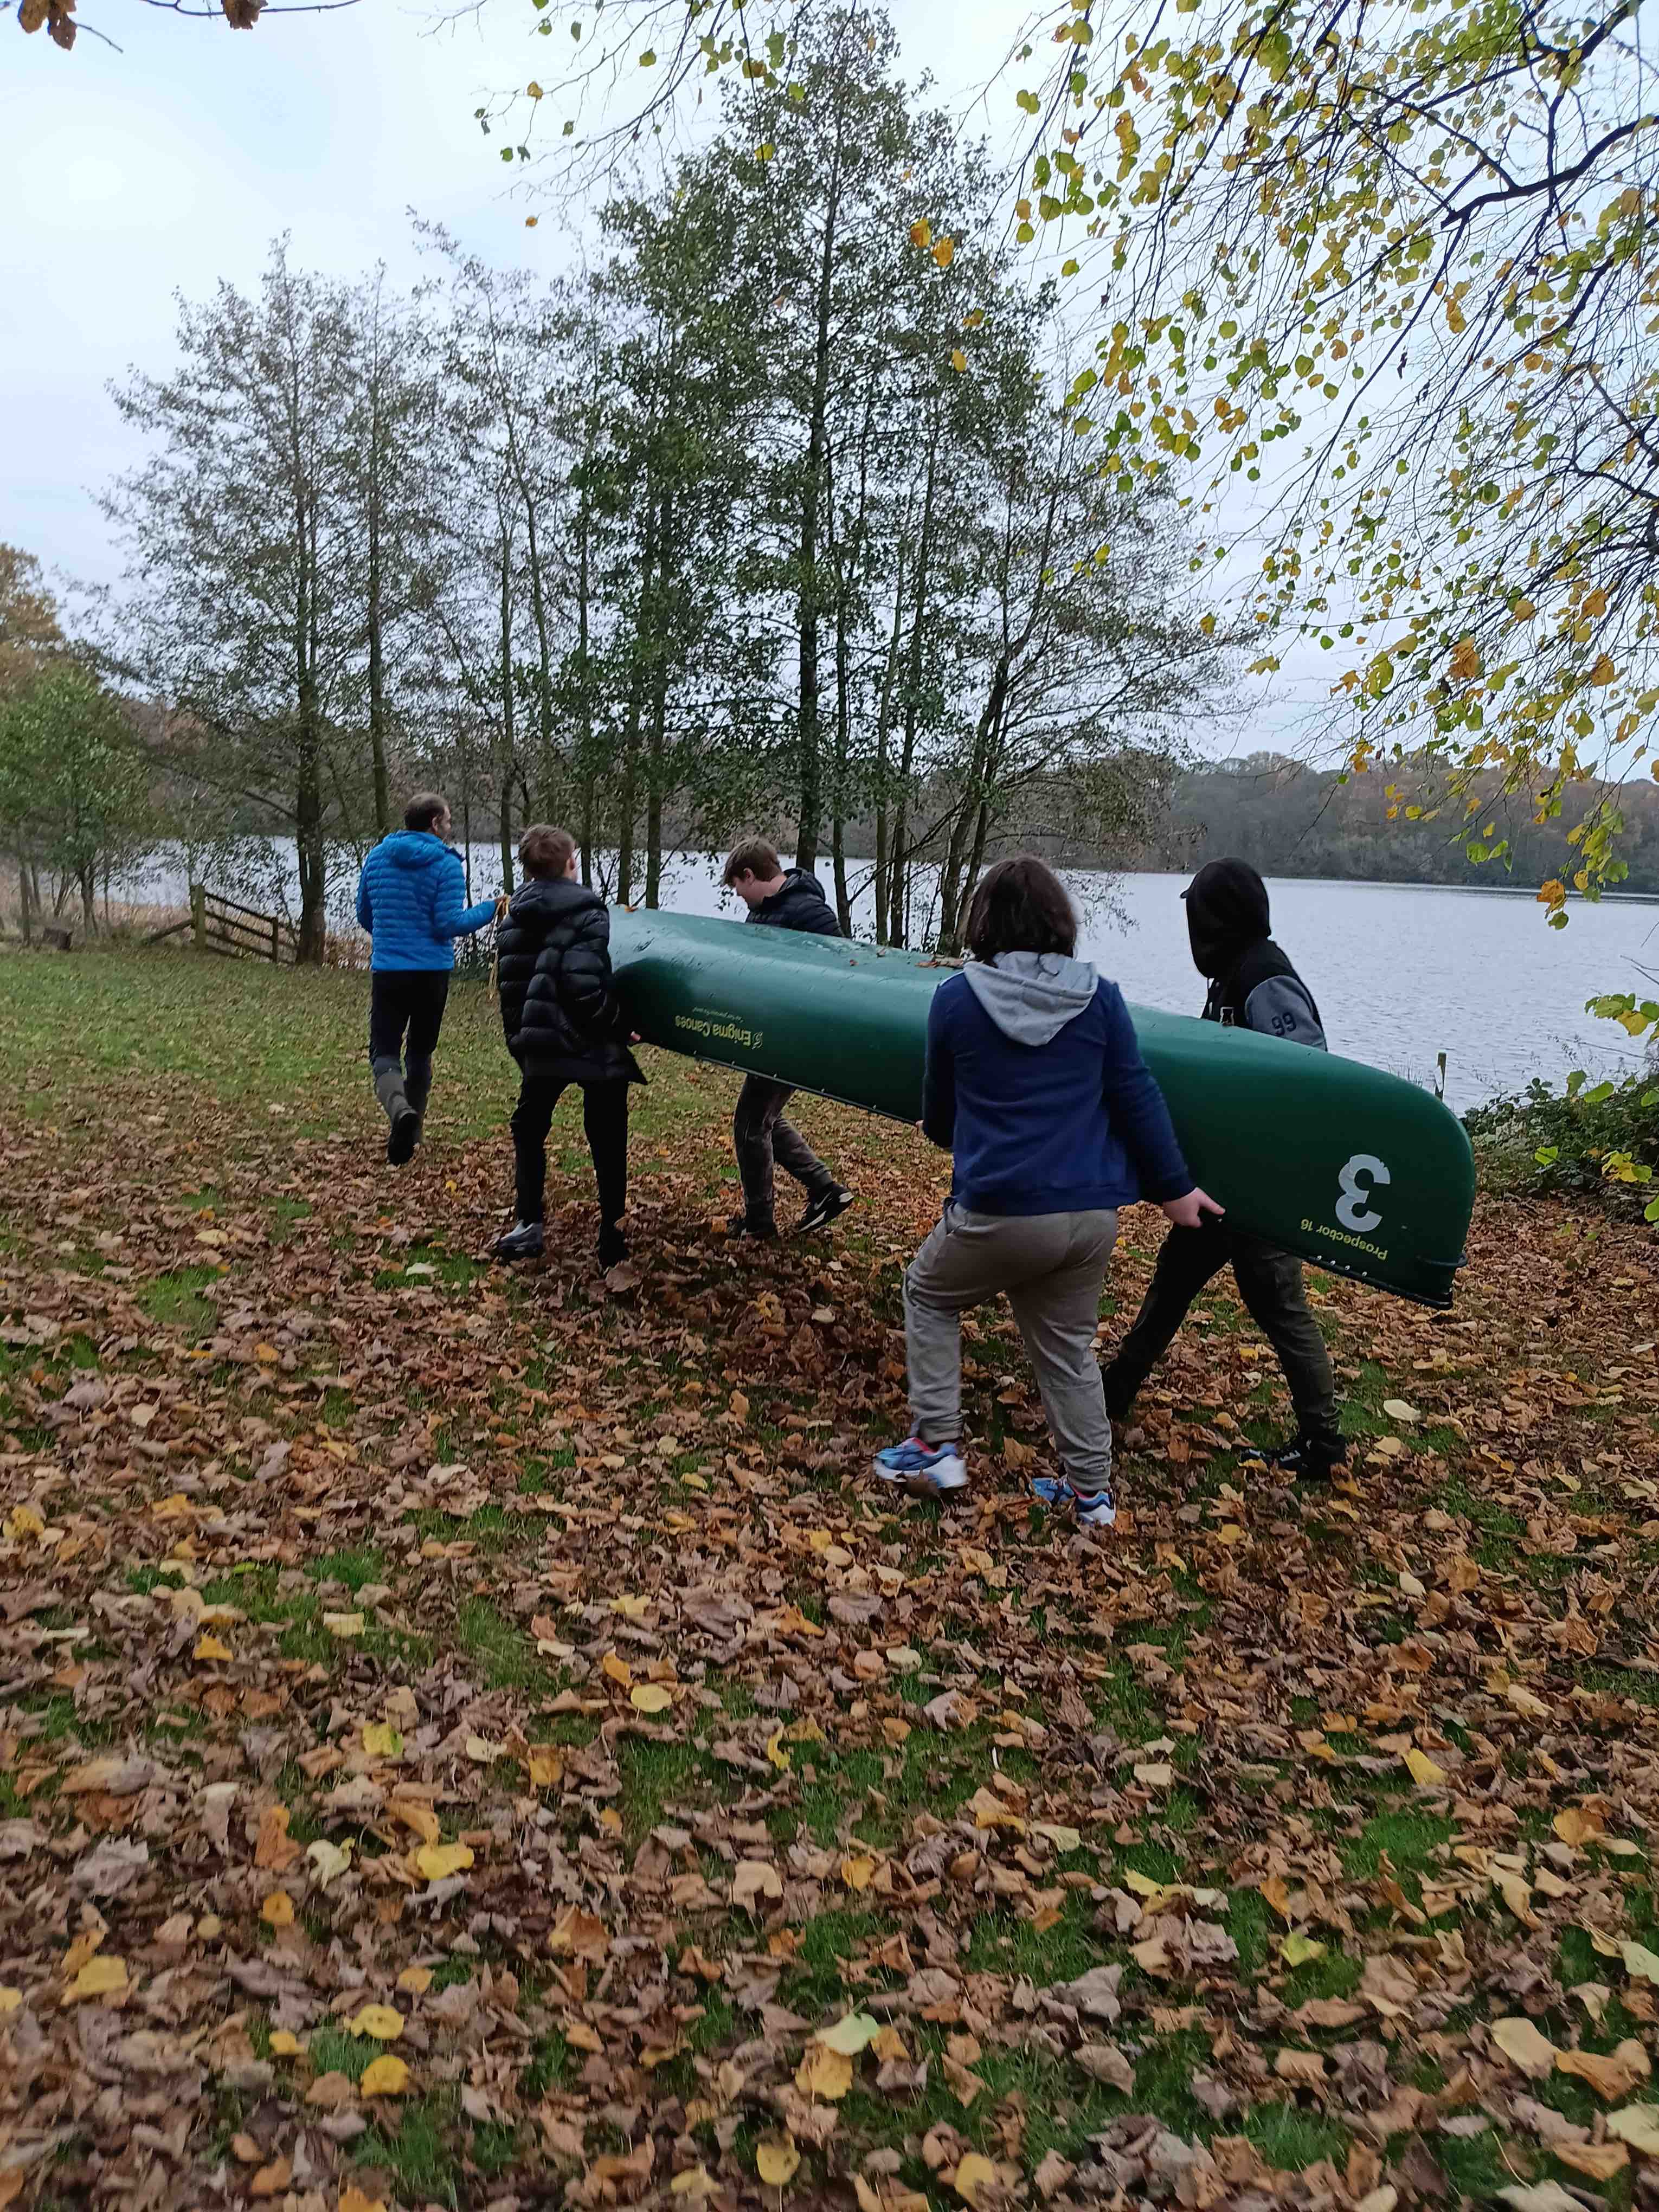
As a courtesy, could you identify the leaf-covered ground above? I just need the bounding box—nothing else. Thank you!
[2,947,1658,2212]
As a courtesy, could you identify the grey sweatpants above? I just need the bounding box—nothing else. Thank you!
[903,1203,1118,1493]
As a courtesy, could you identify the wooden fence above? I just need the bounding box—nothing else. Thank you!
[149,885,298,964]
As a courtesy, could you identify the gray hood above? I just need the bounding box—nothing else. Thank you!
[963,950,1099,1045]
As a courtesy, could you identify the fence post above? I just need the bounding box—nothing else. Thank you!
[190,884,206,952]
[271,913,280,964]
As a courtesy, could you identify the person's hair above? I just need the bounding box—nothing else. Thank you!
[722,837,782,887]
[964,854,1078,962]
[403,791,449,834]
[519,824,577,881]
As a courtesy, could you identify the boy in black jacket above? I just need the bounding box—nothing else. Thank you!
[1099,860,1346,1477]
[492,826,642,1269]
[721,838,855,1239]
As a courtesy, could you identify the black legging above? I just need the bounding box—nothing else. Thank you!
[368,970,450,1113]
[511,1075,628,1227]
[1102,1220,1341,1448]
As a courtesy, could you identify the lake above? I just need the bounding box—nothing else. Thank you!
[132,845,1659,1112]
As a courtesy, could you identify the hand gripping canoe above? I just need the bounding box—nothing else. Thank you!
[610,909,1474,1308]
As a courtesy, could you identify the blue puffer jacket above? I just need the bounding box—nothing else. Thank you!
[355,832,497,972]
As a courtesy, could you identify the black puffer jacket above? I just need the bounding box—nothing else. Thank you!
[497,877,641,1081]
[744,866,840,937]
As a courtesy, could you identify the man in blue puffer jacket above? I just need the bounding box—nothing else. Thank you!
[355,792,500,1164]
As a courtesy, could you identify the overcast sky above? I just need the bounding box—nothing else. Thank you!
[6,0,1316,755]
[7,0,1009,572]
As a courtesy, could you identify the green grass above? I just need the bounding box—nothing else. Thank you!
[135,1266,220,1335]
[454,1598,557,1693]
[0,946,734,1156]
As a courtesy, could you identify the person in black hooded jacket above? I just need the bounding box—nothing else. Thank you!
[492,825,643,1268]
[1098,860,1346,1477]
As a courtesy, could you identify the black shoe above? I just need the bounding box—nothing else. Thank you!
[726,1212,778,1241]
[798,1186,855,1235]
[492,1220,545,1262]
[387,1107,421,1166]
[1266,1432,1347,1480]
[597,1224,629,1269]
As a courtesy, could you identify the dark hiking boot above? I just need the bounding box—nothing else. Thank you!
[493,1220,545,1262]
[375,1065,420,1166]
[404,1071,432,1150]
[798,1185,856,1235]
[597,1223,629,1270]
[726,1212,778,1242]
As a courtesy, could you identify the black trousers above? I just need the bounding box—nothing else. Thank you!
[511,1073,629,1227]
[732,1075,833,1228]
[368,970,450,1111]
[1102,1220,1341,1446]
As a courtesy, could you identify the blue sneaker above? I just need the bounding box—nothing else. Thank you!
[1030,1474,1117,1529]
[872,1436,968,1497]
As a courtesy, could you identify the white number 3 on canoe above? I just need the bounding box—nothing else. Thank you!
[1335,1153,1391,1233]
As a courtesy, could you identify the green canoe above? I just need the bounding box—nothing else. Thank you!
[610,908,1475,1308]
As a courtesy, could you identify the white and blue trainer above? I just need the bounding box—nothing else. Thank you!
[872,1436,968,1498]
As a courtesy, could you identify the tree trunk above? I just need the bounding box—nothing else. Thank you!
[576,367,600,888]
[17,853,33,946]
[872,537,908,946]
[616,678,643,906]
[365,293,391,839]
[497,527,517,896]
[644,483,673,911]
[890,410,941,948]
[293,459,329,963]
[828,384,872,937]
[830,523,853,935]
[794,141,844,875]
[937,660,1011,953]
[618,484,660,908]
[458,716,474,901]
[523,479,556,816]
[295,719,327,964]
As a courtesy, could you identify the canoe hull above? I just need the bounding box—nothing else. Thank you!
[610,909,1474,1308]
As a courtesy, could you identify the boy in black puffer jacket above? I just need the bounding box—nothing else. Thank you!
[493,825,643,1268]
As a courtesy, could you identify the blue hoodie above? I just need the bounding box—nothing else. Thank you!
[922,952,1193,1216]
[355,832,497,973]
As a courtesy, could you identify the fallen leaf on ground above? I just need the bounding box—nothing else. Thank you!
[755,2132,800,2187]
[1492,2017,1559,2078]
[1608,2105,1659,2152]
[414,1842,473,1880]
[67,1956,128,2001]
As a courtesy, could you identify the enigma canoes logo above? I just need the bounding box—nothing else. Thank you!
[673,1008,764,1052]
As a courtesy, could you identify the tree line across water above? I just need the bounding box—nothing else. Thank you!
[1,11,1241,960]
[1122,756,1659,898]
